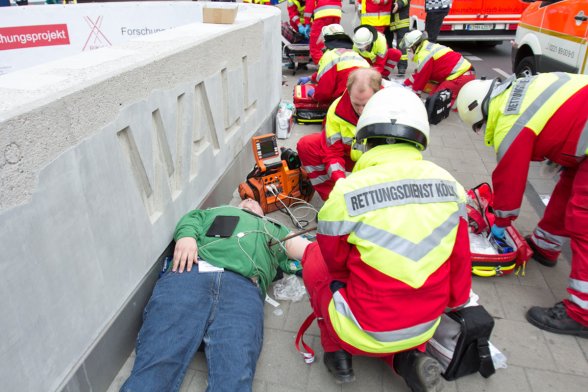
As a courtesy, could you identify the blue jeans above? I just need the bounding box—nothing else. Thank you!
[121,269,264,392]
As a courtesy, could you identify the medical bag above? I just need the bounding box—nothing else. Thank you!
[425,88,452,125]
[466,183,532,277]
[293,83,329,124]
[426,305,496,381]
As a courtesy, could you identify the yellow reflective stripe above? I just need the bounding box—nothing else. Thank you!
[446,57,471,80]
[318,209,461,262]
[361,15,391,26]
[314,6,342,19]
[317,52,368,81]
[328,294,440,353]
[497,73,571,160]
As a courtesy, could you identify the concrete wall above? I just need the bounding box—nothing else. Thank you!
[0,3,282,391]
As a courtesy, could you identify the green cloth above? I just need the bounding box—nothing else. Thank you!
[174,206,292,295]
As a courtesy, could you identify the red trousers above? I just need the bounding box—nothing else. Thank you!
[434,71,476,106]
[309,16,341,65]
[296,132,355,201]
[529,159,588,325]
[301,242,426,363]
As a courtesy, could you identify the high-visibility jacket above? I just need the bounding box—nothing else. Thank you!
[360,0,391,30]
[322,90,360,182]
[311,48,370,103]
[288,0,306,31]
[353,31,391,74]
[304,0,342,24]
[389,0,410,31]
[317,143,471,354]
[485,73,588,227]
[404,40,472,93]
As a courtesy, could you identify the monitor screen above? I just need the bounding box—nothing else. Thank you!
[259,137,277,158]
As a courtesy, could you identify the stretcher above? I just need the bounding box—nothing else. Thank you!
[281,22,310,75]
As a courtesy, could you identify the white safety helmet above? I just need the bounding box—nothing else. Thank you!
[399,30,425,51]
[455,79,497,132]
[351,86,430,160]
[321,24,345,41]
[353,26,375,50]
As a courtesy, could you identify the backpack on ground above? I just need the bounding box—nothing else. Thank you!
[426,305,496,381]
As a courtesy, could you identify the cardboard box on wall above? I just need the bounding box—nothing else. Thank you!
[202,6,238,24]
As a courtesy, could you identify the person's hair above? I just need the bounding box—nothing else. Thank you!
[347,68,381,93]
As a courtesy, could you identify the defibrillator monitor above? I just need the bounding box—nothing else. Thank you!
[205,216,240,238]
[252,134,282,171]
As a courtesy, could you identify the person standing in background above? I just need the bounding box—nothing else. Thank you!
[387,0,410,75]
[304,0,343,64]
[425,0,451,43]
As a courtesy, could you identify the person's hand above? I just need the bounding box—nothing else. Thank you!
[303,25,311,39]
[172,237,198,273]
[307,88,315,97]
[491,224,505,239]
[298,24,306,36]
[392,1,398,13]
[298,76,311,85]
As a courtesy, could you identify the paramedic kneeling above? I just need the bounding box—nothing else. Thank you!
[301,86,472,390]
[121,199,310,392]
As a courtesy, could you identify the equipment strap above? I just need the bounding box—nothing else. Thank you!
[295,312,317,364]
[477,337,496,378]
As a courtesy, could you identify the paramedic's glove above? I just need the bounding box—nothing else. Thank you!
[303,25,311,39]
[491,225,506,239]
[298,24,306,36]
[172,237,199,273]
[307,88,315,97]
[297,76,311,85]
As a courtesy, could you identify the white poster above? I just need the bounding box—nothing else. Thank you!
[0,2,204,75]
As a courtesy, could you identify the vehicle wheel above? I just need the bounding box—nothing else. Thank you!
[515,56,537,78]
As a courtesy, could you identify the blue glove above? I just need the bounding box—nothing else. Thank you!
[298,24,306,36]
[491,225,505,239]
[307,88,315,97]
[303,25,311,39]
[298,76,311,85]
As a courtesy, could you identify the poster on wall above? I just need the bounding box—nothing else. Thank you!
[0,2,203,75]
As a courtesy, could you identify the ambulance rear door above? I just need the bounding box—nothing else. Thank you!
[540,0,588,74]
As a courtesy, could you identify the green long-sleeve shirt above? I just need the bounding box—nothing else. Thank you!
[174,206,292,295]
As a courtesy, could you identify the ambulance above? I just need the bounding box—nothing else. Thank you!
[512,0,588,76]
[409,0,529,45]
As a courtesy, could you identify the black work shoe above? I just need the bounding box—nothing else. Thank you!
[394,350,443,392]
[525,235,558,267]
[323,350,356,384]
[526,302,588,338]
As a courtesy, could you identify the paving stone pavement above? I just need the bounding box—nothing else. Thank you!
[107,59,588,392]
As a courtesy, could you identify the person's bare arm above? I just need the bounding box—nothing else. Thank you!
[284,235,311,261]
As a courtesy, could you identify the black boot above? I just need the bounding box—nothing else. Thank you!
[323,350,355,384]
[526,302,588,338]
[393,350,443,392]
[525,235,558,267]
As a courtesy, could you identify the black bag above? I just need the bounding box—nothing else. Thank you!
[426,305,496,381]
[425,88,452,125]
